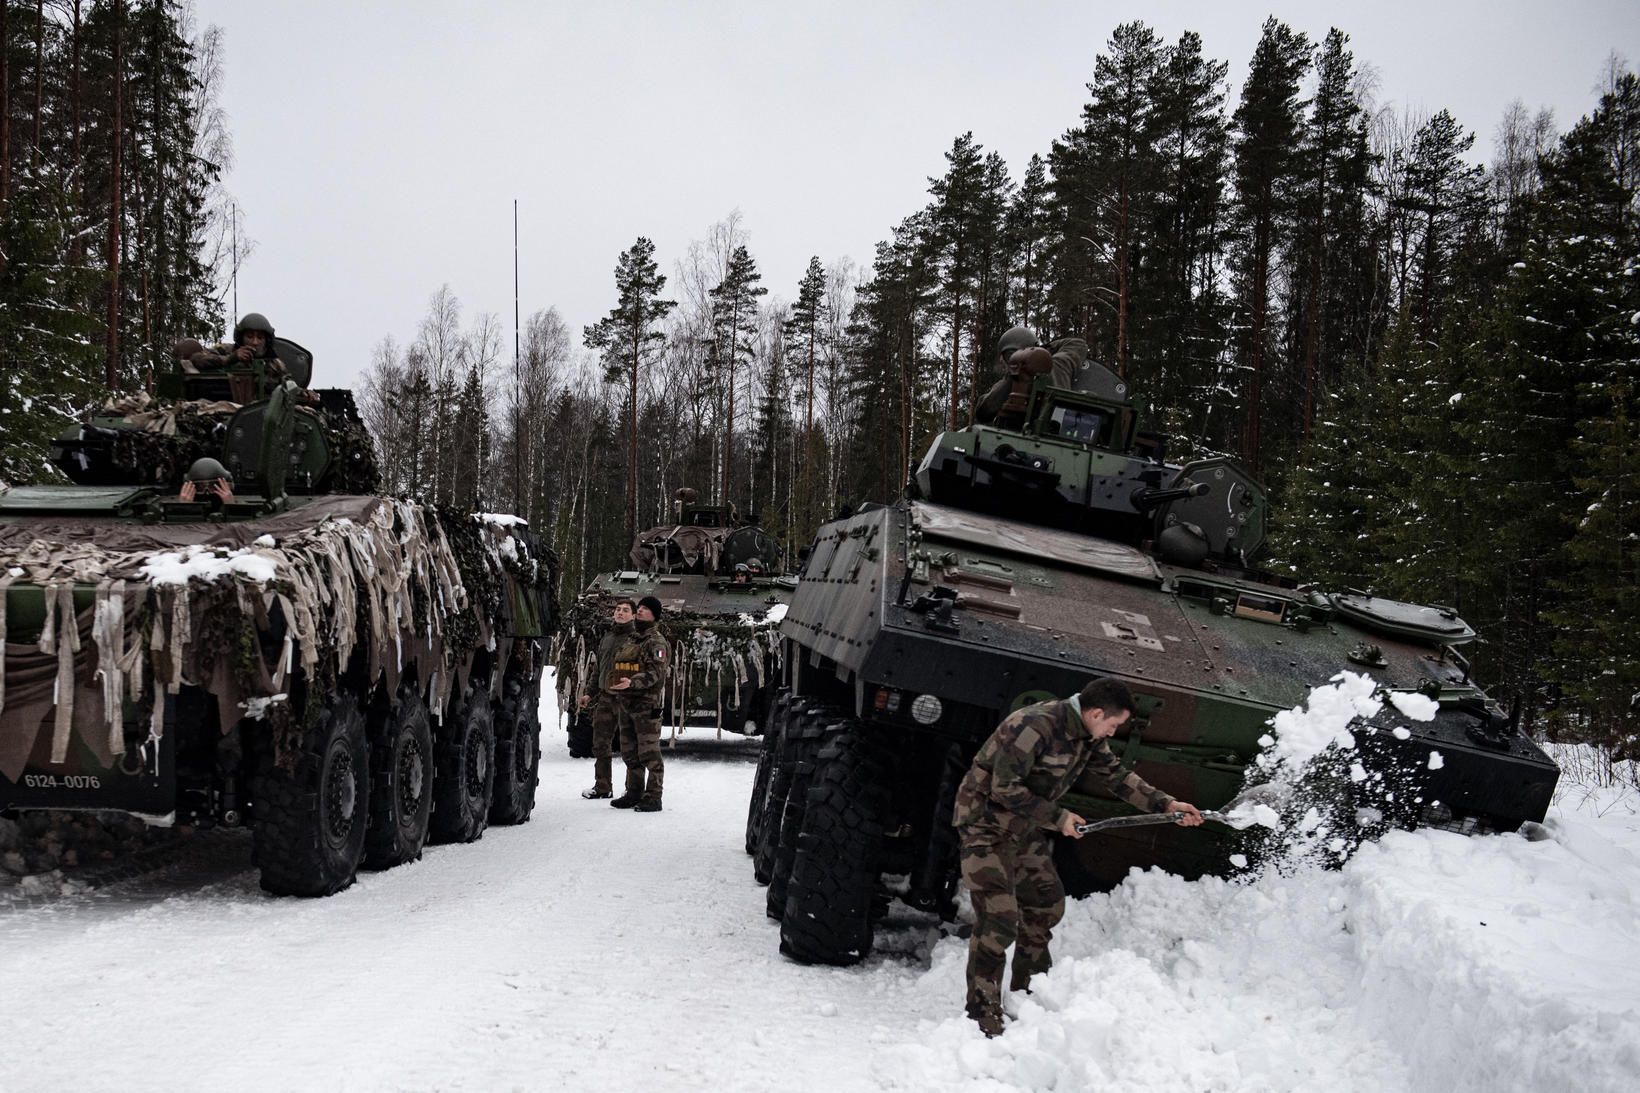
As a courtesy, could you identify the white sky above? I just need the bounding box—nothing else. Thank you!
[193,0,1638,392]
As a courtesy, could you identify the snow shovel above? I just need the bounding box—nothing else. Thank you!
[1072,783,1281,836]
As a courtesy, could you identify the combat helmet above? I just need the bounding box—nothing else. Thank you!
[234,312,275,345]
[996,325,1041,365]
[185,457,234,484]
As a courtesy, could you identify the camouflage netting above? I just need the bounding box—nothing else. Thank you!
[81,392,381,494]
[552,599,784,729]
[630,524,729,574]
[0,500,555,782]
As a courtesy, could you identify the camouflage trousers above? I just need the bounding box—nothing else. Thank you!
[958,827,1066,1016]
[589,700,618,794]
[614,697,664,803]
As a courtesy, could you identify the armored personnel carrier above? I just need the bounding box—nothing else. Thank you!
[556,489,794,752]
[0,337,557,896]
[746,335,1559,965]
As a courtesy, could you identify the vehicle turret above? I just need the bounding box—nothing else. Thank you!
[913,356,1265,569]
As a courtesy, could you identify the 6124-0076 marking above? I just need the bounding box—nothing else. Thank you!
[21,774,102,790]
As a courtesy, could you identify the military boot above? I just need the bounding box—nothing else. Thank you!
[581,787,612,800]
[611,770,644,808]
[1009,949,1052,995]
[966,1003,1005,1039]
[635,798,662,812]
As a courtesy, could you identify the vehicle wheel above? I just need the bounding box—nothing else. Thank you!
[252,690,371,896]
[780,725,891,965]
[766,707,834,919]
[490,672,542,825]
[746,690,794,855]
[429,680,496,844]
[568,707,594,758]
[363,679,434,870]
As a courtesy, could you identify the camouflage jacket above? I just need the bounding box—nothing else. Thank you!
[975,337,1089,424]
[593,621,634,692]
[952,698,1173,838]
[602,623,668,702]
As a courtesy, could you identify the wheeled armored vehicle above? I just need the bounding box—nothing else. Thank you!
[0,338,557,896]
[746,342,1559,965]
[556,489,793,752]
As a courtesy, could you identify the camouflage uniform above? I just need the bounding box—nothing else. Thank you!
[952,697,1173,1026]
[587,620,633,795]
[975,337,1088,428]
[605,623,669,804]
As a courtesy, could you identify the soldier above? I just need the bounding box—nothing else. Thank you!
[579,598,636,800]
[189,313,290,397]
[974,326,1089,429]
[606,595,669,812]
[177,457,235,506]
[952,677,1203,1037]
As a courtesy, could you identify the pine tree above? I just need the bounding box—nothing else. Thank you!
[1003,154,1052,332]
[1226,18,1311,477]
[707,243,765,506]
[584,236,676,542]
[925,131,987,427]
[784,256,828,534]
[1140,29,1229,432]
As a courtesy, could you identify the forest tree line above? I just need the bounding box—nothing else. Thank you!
[0,0,239,479]
[2,13,1633,745]
[363,20,1636,745]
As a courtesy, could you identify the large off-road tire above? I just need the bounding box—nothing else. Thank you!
[746,690,794,855]
[567,707,594,758]
[363,680,434,870]
[765,707,834,919]
[252,690,371,896]
[780,726,892,965]
[428,681,496,844]
[490,672,542,825]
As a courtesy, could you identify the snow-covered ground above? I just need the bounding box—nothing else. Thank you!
[0,684,1635,1092]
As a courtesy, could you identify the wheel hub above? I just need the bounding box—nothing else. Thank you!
[326,751,357,842]
[399,738,426,815]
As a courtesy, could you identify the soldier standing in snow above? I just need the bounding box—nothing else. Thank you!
[606,595,669,812]
[580,598,636,800]
[952,677,1204,1037]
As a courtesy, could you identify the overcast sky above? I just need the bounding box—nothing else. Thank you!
[193,0,1637,392]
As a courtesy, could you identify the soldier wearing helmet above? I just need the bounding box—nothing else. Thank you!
[974,326,1089,429]
[188,312,291,397]
[177,456,235,506]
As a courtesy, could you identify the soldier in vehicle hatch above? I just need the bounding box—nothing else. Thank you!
[188,312,290,396]
[952,677,1204,1037]
[974,326,1089,430]
[606,595,669,812]
[580,598,636,800]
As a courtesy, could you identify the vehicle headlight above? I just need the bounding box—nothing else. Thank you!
[911,694,943,725]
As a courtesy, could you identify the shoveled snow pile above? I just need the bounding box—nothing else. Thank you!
[873,683,1640,1093]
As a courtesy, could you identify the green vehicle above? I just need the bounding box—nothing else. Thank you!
[557,489,795,754]
[0,338,557,896]
[746,344,1559,965]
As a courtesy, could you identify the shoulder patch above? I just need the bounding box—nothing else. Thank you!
[1013,725,1041,753]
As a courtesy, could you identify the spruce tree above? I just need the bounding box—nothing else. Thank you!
[925,131,987,427]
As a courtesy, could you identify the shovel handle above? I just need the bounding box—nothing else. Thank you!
[1073,812,1185,835]
[1073,810,1239,835]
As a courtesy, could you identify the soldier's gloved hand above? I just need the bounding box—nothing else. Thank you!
[1058,811,1087,839]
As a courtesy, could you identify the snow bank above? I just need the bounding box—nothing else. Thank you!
[876,669,1640,1093]
[476,512,529,528]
